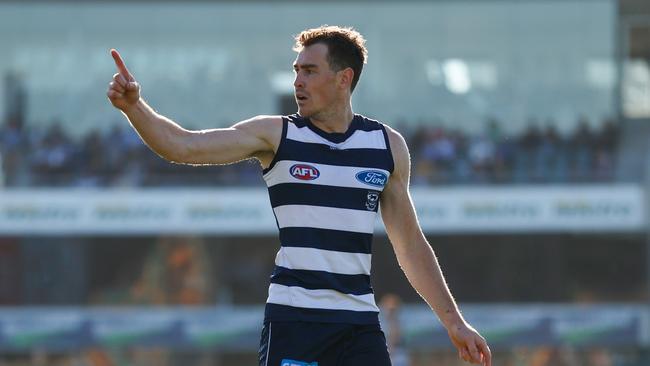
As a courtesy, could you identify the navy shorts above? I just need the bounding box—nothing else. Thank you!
[258,321,392,366]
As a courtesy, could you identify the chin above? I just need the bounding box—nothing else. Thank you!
[297,107,313,118]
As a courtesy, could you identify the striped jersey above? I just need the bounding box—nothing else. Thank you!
[262,113,394,325]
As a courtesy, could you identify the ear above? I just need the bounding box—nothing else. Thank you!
[338,67,354,91]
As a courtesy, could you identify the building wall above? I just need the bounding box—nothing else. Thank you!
[0,0,616,138]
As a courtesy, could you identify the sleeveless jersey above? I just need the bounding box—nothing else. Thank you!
[262,113,394,324]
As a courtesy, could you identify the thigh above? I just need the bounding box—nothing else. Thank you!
[259,321,349,366]
[339,325,392,366]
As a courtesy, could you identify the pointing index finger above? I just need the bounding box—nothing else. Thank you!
[110,49,134,81]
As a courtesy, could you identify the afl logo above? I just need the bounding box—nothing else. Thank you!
[356,170,387,187]
[290,164,320,180]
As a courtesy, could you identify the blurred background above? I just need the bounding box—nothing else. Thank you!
[0,0,648,365]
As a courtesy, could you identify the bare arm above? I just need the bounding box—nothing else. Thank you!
[106,49,280,166]
[380,126,491,366]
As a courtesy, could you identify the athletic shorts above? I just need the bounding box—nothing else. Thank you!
[258,321,392,366]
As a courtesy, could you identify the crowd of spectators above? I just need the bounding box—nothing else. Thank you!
[0,116,619,188]
[404,117,619,185]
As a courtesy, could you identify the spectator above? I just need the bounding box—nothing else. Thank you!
[379,293,410,366]
[517,122,542,183]
[569,117,595,182]
[468,133,496,183]
[0,117,28,186]
[75,129,109,187]
[30,122,75,186]
[594,118,619,181]
[536,123,565,182]
[420,127,457,183]
[129,236,215,306]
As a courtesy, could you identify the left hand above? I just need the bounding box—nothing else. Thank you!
[447,321,491,366]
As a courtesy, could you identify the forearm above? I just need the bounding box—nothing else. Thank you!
[121,98,189,162]
[381,129,491,365]
[394,236,465,328]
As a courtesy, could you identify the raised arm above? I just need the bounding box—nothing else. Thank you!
[380,126,491,366]
[106,49,281,167]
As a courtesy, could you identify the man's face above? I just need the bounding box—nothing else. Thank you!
[293,43,340,118]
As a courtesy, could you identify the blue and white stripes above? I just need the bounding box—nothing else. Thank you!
[262,114,394,324]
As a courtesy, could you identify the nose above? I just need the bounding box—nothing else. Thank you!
[294,73,304,89]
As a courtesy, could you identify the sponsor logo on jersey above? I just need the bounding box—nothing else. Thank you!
[290,164,320,180]
[355,170,387,187]
[281,359,319,366]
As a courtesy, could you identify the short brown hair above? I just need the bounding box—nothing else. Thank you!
[294,25,368,92]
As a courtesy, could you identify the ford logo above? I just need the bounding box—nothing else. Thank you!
[290,164,320,180]
[355,170,387,187]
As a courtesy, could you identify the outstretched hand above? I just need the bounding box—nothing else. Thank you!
[107,49,141,111]
[448,321,491,366]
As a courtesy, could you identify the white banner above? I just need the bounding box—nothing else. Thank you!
[0,185,644,235]
[410,185,646,233]
[0,188,276,235]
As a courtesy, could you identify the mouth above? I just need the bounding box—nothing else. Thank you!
[295,93,308,103]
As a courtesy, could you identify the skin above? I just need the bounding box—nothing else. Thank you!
[107,42,492,366]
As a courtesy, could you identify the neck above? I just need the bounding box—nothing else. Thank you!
[309,102,355,133]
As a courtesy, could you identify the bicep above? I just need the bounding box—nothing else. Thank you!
[179,116,281,165]
[381,172,420,250]
[380,128,422,250]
